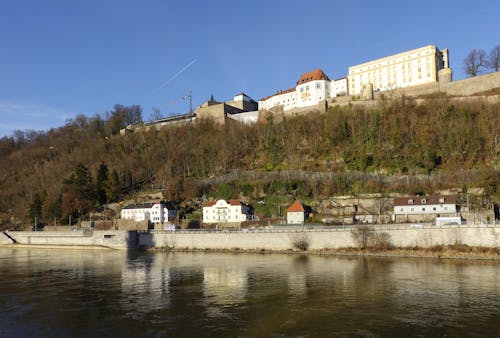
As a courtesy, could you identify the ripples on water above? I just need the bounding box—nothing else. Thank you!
[0,248,499,337]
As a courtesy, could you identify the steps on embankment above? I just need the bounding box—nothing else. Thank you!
[0,231,16,245]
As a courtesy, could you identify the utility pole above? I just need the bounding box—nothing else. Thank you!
[184,91,193,114]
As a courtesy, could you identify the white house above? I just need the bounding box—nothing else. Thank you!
[393,195,458,223]
[121,202,176,224]
[286,200,307,224]
[331,78,348,96]
[259,69,345,112]
[296,69,331,108]
[259,88,297,111]
[347,45,449,95]
[203,199,253,224]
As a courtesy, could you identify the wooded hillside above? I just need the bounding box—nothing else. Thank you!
[0,97,498,229]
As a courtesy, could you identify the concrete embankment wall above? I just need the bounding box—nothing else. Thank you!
[3,230,138,250]
[0,232,15,245]
[2,226,498,251]
[141,226,499,251]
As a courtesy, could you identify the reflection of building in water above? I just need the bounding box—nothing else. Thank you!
[203,266,248,308]
[288,272,307,298]
[120,259,170,315]
[389,261,500,312]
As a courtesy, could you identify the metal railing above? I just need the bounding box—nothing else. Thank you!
[148,222,498,235]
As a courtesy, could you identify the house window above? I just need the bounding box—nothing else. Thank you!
[400,208,403,212]
[433,207,436,211]
[316,83,321,89]
[422,208,425,211]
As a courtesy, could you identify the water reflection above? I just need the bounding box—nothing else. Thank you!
[0,248,499,337]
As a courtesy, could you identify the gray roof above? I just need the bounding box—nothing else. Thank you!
[122,203,156,210]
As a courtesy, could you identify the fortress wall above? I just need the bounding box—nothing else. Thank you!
[443,72,500,96]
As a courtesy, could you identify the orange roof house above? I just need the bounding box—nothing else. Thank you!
[296,69,330,85]
[287,200,306,213]
[287,200,306,224]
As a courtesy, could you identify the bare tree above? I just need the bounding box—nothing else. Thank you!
[463,49,487,76]
[488,45,500,72]
[149,107,163,122]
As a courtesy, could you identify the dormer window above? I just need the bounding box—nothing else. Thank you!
[421,198,427,204]
[408,199,414,205]
[439,198,444,203]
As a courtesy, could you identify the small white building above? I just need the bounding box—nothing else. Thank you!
[435,216,462,226]
[331,77,348,96]
[393,195,458,223]
[203,199,253,224]
[286,200,307,224]
[121,202,176,224]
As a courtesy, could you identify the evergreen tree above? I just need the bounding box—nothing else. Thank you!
[106,169,121,203]
[29,193,43,224]
[96,163,109,205]
[42,193,62,225]
[62,163,95,219]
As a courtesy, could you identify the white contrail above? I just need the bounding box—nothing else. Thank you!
[156,59,197,91]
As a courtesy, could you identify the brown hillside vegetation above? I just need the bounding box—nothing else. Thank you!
[0,97,498,229]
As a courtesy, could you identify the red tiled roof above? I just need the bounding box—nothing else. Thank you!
[259,69,330,102]
[296,69,330,85]
[259,87,295,101]
[287,200,305,212]
[228,199,242,206]
[394,195,456,206]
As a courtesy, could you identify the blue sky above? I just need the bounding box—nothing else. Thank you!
[1,0,499,137]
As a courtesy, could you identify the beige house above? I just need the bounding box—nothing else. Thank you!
[203,199,254,224]
[195,93,258,125]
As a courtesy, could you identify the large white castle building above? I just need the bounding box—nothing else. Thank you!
[259,44,450,112]
[348,45,449,95]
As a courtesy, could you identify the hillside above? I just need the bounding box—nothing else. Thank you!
[0,96,498,229]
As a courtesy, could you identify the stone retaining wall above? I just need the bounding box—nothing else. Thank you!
[142,225,499,251]
[2,226,498,251]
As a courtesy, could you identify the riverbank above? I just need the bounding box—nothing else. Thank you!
[2,226,499,259]
[147,244,500,261]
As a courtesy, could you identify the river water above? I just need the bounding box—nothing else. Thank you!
[0,248,499,337]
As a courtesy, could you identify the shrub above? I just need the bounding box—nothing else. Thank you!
[292,232,310,251]
[351,226,392,250]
